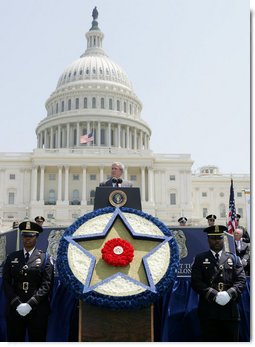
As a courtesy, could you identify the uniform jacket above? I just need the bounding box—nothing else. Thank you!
[2,248,54,312]
[191,250,246,321]
[235,240,250,275]
[99,177,133,187]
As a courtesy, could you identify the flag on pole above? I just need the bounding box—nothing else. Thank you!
[227,178,237,234]
[80,131,94,144]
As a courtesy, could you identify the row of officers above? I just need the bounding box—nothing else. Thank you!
[2,219,249,342]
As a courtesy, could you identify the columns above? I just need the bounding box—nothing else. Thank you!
[100,167,104,183]
[57,125,61,147]
[64,166,69,202]
[126,126,130,149]
[76,122,80,146]
[148,167,154,203]
[39,166,45,202]
[50,128,53,148]
[57,166,62,202]
[108,123,111,147]
[31,166,38,202]
[141,167,145,202]
[67,123,70,147]
[118,124,121,148]
[82,166,87,204]
[97,122,101,146]
[139,130,143,150]
[134,128,137,150]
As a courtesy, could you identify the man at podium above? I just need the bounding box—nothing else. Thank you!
[99,162,133,187]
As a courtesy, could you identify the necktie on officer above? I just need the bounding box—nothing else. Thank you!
[215,253,219,263]
[25,252,29,263]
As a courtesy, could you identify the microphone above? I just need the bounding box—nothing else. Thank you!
[112,177,117,184]
[117,178,123,187]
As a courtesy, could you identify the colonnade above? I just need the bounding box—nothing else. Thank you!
[30,165,155,205]
[37,121,150,150]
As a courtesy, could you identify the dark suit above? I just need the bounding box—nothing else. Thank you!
[191,250,246,341]
[235,240,250,275]
[99,177,133,187]
[2,248,54,342]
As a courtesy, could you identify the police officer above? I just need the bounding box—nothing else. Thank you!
[206,214,217,226]
[34,215,45,226]
[178,217,187,226]
[191,225,246,342]
[2,221,54,342]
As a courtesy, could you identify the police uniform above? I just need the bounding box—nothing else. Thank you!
[191,225,246,342]
[2,221,54,342]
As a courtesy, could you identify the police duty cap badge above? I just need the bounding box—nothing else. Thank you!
[19,221,43,236]
[204,225,227,238]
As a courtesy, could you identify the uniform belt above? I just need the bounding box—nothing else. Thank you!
[212,282,231,292]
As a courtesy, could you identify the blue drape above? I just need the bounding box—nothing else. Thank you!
[0,277,250,342]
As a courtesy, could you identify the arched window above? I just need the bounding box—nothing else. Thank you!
[68,99,71,110]
[124,101,127,113]
[117,100,120,111]
[61,101,64,112]
[101,98,105,109]
[84,97,88,108]
[56,103,58,114]
[109,98,113,110]
[75,98,79,109]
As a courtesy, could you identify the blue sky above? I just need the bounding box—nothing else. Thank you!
[0,0,250,174]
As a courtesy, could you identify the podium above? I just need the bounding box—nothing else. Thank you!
[94,187,142,210]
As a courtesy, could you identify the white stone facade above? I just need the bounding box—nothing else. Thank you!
[0,15,250,231]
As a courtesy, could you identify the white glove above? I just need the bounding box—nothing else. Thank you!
[16,303,32,316]
[215,291,231,306]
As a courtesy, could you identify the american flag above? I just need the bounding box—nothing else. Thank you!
[227,178,237,234]
[80,131,94,144]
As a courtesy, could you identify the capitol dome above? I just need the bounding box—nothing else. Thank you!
[35,10,151,152]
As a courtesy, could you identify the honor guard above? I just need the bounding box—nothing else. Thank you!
[2,221,54,342]
[191,225,246,342]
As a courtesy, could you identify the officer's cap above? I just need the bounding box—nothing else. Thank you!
[19,221,43,237]
[204,225,227,238]
[178,217,187,223]
[35,216,45,222]
[206,214,217,220]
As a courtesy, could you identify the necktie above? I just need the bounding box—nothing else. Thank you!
[25,252,29,263]
[215,253,219,263]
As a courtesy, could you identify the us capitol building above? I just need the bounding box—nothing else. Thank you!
[0,10,250,231]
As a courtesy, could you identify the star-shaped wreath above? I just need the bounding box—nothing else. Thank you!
[57,207,179,309]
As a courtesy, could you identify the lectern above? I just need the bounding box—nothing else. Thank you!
[94,187,142,210]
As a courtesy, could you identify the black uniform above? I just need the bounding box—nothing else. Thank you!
[2,248,54,342]
[99,177,133,187]
[235,240,250,275]
[191,250,246,341]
